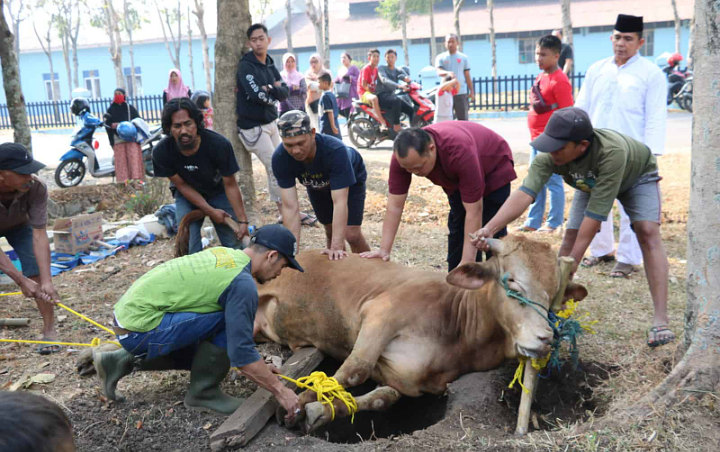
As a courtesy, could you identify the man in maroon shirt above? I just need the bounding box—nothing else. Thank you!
[361,122,516,270]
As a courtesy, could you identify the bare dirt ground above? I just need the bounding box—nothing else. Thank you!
[1,143,718,451]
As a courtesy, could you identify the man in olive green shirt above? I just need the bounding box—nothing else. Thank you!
[94,224,306,418]
[471,108,673,348]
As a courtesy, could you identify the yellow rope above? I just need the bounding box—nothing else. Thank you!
[508,357,529,394]
[278,371,358,422]
[1,292,119,347]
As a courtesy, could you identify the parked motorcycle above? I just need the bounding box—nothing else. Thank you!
[55,99,162,188]
[347,81,435,149]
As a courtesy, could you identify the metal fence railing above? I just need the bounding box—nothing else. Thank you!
[0,94,165,130]
[469,72,585,111]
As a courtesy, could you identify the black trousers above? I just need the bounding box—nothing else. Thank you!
[377,91,402,125]
[446,183,510,271]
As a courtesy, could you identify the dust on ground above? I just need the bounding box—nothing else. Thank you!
[1,152,718,451]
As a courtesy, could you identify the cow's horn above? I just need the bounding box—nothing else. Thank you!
[484,238,504,255]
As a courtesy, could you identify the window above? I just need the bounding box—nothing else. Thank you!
[518,37,537,64]
[123,67,143,97]
[640,30,654,57]
[43,73,61,100]
[83,70,101,98]
[346,48,373,65]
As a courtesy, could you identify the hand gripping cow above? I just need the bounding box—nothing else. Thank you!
[253,234,587,432]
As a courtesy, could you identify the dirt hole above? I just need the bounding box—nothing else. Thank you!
[309,358,448,443]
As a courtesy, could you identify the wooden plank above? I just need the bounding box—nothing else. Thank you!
[210,347,324,451]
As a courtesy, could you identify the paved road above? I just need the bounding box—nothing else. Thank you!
[0,111,691,171]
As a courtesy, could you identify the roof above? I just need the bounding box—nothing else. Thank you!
[270,0,694,50]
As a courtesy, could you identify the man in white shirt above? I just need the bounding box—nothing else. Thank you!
[574,14,671,347]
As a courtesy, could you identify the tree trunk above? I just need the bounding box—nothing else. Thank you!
[70,11,80,89]
[488,0,496,79]
[104,0,125,90]
[305,0,323,59]
[284,0,293,54]
[0,7,32,152]
[215,0,257,218]
[633,0,720,412]
[429,0,436,64]
[60,31,72,96]
[192,0,212,94]
[123,0,137,97]
[187,5,195,89]
[400,0,409,67]
[156,1,182,70]
[453,0,464,50]
[33,21,59,101]
[561,0,573,48]
[322,0,329,68]
[671,0,681,54]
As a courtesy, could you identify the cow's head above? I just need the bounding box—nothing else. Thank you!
[446,235,587,358]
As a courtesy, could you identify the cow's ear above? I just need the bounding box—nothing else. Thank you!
[447,262,497,290]
[564,282,588,302]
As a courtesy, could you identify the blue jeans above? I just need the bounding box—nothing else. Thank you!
[1,224,39,277]
[174,191,242,254]
[118,311,227,360]
[524,148,565,229]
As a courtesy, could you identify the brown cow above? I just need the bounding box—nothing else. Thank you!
[254,234,587,432]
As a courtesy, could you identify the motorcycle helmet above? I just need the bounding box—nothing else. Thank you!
[70,97,90,116]
[667,53,683,67]
[117,121,138,142]
[191,90,211,109]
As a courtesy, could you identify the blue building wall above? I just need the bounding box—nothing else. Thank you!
[0,22,690,104]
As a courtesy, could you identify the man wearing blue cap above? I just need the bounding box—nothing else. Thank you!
[93,224,304,419]
[0,143,60,354]
[470,107,673,348]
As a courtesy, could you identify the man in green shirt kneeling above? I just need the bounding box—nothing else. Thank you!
[471,107,673,348]
[93,224,304,419]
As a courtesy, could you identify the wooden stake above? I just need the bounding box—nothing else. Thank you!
[0,318,30,327]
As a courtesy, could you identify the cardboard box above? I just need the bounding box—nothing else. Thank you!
[53,213,103,254]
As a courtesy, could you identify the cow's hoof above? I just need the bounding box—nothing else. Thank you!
[303,401,331,433]
[275,405,305,429]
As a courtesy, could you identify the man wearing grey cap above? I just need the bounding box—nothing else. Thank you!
[0,143,60,354]
[471,107,673,348]
[94,224,303,418]
[272,110,370,260]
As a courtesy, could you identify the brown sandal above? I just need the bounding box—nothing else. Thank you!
[580,254,615,268]
[610,262,636,278]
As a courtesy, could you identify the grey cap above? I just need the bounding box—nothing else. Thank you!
[277,110,312,138]
[530,107,594,153]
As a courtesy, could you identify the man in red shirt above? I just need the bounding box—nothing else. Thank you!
[520,34,574,233]
[356,49,387,127]
[361,123,516,270]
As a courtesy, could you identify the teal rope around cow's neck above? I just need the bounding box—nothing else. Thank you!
[500,272,559,335]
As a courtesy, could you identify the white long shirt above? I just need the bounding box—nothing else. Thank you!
[574,53,667,155]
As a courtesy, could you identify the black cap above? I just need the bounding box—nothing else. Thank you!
[530,107,594,153]
[251,224,304,272]
[0,143,45,174]
[615,14,643,33]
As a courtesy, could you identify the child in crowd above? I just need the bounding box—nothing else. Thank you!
[434,75,460,123]
[519,34,574,233]
[318,73,342,139]
[357,49,387,127]
[192,91,214,130]
[0,391,76,451]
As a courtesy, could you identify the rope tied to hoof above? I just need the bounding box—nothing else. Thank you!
[279,371,358,422]
[0,292,120,348]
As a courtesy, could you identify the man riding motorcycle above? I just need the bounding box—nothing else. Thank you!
[376,49,414,135]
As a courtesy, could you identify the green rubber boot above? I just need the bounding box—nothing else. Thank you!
[184,341,243,415]
[93,347,136,401]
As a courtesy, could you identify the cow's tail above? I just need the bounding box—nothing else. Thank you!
[175,209,206,257]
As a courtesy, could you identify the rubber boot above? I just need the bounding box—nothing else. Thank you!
[183,341,243,415]
[93,347,136,401]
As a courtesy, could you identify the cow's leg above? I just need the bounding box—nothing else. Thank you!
[304,386,402,433]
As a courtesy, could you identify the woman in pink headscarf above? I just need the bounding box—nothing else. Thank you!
[162,68,192,105]
[279,53,307,115]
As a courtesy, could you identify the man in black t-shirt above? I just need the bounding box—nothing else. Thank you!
[272,110,370,260]
[553,29,574,75]
[153,98,250,254]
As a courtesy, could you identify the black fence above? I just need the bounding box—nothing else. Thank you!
[469,72,585,111]
[0,94,165,130]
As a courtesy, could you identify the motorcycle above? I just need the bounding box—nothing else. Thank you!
[54,119,162,188]
[347,81,435,149]
[662,52,693,112]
